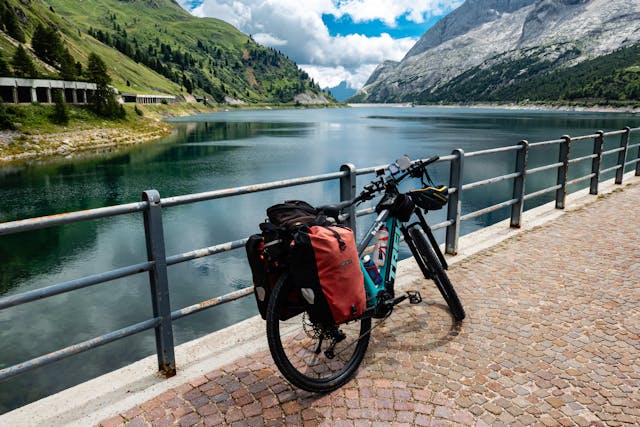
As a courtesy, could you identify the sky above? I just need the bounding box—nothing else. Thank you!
[176,0,464,90]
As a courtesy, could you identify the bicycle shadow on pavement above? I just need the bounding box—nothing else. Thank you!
[364,300,463,360]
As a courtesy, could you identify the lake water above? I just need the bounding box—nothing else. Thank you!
[1,106,639,412]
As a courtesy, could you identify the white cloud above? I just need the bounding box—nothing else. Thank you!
[253,33,288,46]
[301,63,379,89]
[187,0,461,89]
[335,0,463,26]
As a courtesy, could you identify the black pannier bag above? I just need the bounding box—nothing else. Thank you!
[245,224,303,320]
[246,201,321,320]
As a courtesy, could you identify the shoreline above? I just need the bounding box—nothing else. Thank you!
[0,121,174,165]
[0,102,345,165]
[348,102,640,114]
[2,101,638,165]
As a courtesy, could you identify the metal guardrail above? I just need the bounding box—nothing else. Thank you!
[0,127,639,382]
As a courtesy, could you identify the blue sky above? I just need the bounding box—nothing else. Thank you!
[177,1,463,89]
[322,13,444,39]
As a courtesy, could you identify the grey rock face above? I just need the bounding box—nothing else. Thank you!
[356,0,640,102]
[405,0,537,58]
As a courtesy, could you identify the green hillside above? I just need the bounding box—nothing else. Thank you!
[416,43,640,105]
[0,0,328,104]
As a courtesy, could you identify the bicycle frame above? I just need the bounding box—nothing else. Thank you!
[358,208,448,312]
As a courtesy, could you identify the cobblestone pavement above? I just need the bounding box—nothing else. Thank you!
[98,184,640,427]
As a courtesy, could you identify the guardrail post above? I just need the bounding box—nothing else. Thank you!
[615,127,631,184]
[510,140,529,228]
[445,149,464,255]
[142,189,176,378]
[556,135,571,209]
[590,131,604,195]
[340,163,357,233]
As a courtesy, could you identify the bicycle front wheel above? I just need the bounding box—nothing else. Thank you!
[408,226,466,321]
[266,273,371,393]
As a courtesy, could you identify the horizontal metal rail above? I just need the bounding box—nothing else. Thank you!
[162,172,346,207]
[464,145,522,158]
[570,133,600,142]
[523,184,562,201]
[1,125,639,386]
[569,154,597,165]
[0,317,160,381]
[528,138,563,148]
[0,201,147,237]
[460,198,519,221]
[527,162,563,175]
[167,239,248,266]
[567,173,596,186]
[602,147,625,156]
[171,287,255,321]
[431,219,453,231]
[0,261,154,310]
[462,172,521,191]
[600,165,622,175]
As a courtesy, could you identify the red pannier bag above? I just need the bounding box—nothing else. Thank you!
[290,225,366,324]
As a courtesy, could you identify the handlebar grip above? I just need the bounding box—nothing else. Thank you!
[422,155,440,166]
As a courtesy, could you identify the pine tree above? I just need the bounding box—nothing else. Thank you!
[86,52,124,119]
[58,49,78,80]
[50,90,69,125]
[32,24,78,79]
[2,3,25,43]
[12,45,38,78]
[32,24,61,65]
[0,56,9,75]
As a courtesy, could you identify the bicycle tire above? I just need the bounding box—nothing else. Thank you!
[266,273,371,393]
[408,226,466,321]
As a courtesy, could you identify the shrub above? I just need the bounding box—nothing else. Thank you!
[0,98,15,130]
[50,90,69,125]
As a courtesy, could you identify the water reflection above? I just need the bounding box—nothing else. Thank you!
[1,107,639,413]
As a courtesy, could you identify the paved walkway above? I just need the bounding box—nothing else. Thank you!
[98,183,640,427]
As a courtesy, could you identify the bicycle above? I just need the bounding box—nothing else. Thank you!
[265,156,465,393]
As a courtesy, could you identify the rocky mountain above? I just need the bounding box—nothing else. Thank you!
[351,0,640,103]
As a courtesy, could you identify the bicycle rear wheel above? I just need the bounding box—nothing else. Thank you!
[266,273,371,393]
[408,226,466,321]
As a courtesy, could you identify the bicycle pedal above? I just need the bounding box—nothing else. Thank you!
[407,291,422,304]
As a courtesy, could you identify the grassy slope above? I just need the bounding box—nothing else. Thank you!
[47,0,321,101]
[1,0,326,102]
[1,0,182,94]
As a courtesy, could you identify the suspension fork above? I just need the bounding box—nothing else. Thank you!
[409,209,448,270]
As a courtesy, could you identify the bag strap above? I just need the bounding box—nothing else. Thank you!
[421,168,435,187]
[322,226,346,251]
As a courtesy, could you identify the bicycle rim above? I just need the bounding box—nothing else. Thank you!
[266,274,371,393]
[408,226,466,321]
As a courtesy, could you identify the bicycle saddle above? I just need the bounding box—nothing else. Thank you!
[317,205,340,223]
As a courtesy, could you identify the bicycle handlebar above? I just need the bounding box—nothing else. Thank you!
[317,155,440,217]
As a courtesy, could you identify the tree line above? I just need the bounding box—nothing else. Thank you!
[415,43,640,104]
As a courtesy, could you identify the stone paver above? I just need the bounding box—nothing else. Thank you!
[98,183,640,426]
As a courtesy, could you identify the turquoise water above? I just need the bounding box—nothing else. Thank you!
[1,106,639,412]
